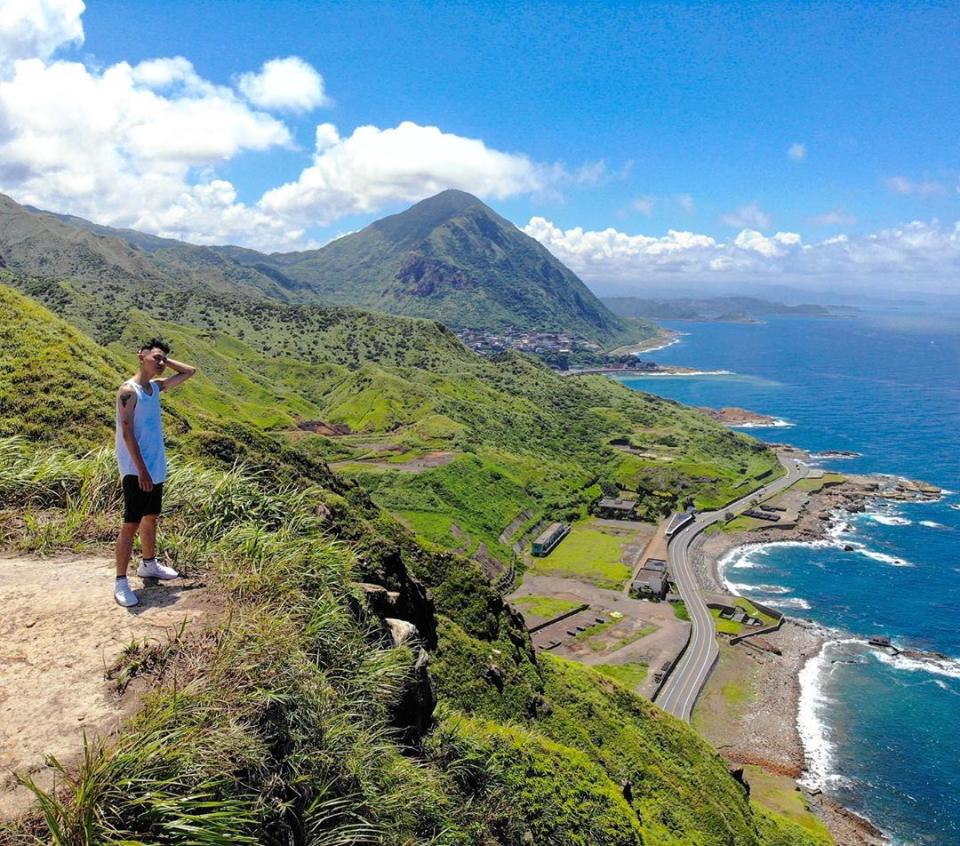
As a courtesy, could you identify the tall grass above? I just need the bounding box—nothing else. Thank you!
[2,436,461,845]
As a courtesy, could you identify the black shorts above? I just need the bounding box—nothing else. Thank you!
[121,474,164,523]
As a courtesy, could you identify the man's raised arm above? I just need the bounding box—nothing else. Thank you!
[157,357,196,391]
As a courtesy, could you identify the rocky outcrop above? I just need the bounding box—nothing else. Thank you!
[384,617,436,742]
[698,406,781,427]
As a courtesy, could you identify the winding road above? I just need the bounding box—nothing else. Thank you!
[654,455,807,721]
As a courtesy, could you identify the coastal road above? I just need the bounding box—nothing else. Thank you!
[654,455,807,722]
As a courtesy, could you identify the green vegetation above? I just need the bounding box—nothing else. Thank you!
[721,678,755,707]
[741,766,834,844]
[673,600,691,621]
[711,599,779,635]
[512,595,584,621]
[2,223,781,576]
[712,608,746,635]
[0,227,825,845]
[793,472,845,492]
[607,624,658,653]
[0,188,652,348]
[594,662,650,689]
[575,621,657,653]
[528,519,633,588]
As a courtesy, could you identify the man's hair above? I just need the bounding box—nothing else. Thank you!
[139,337,171,354]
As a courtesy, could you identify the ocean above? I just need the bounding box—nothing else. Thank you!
[619,308,960,846]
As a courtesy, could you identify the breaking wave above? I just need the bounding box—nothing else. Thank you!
[873,649,960,681]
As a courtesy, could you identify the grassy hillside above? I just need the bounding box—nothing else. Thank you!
[3,268,782,573]
[0,284,824,845]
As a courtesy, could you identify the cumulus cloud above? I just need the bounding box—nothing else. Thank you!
[523,217,960,291]
[885,175,947,196]
[236,56,330,113]
[720,202,772,229]
[787,141,806,161]
[809,209,857,226]
[260,120,598,224]
[0,53,300,247]
[0,0,83,67]
[0,1,607,246]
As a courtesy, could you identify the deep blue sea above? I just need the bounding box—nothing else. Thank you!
[620,309,960,846]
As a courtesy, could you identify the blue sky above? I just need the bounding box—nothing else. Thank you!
[1,1,958,292]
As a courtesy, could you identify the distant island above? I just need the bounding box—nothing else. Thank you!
[602,295,854,323]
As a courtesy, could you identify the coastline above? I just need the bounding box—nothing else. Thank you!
[690,467,942,846]
[608,329,683,356]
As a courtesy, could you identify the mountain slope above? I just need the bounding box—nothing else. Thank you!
[248,189,630,341]
[1,190,653,346]
[0,194,295,303]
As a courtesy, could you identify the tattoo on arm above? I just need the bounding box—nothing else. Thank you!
[120,393,131,406]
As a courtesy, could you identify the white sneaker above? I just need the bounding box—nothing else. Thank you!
[114,577,140,607]
[137,558,179,580]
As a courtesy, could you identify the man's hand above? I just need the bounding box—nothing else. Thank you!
[138,468,154,492]
[157,357,197,391]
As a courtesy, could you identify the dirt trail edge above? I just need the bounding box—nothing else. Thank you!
[0,553,217,819]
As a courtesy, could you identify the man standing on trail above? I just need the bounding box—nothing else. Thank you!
[114,338,196,607]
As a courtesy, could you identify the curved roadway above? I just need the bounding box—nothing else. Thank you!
[655,455,807,721]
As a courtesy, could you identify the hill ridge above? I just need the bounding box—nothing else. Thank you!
[0,190,643,345]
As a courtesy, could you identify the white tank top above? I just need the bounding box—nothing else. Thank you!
[115,379,167,483]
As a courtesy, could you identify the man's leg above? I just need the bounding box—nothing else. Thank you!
[116,521,140,577]
[139,513,157,561]
[136,512,179,580]
[115,520,141,607]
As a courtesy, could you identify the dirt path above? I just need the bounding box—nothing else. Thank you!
[0,553,218,820]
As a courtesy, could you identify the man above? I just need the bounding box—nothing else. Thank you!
[114,338,196,607]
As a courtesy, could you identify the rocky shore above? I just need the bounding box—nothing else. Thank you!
[698,406,789,428]
[691,463,941,846]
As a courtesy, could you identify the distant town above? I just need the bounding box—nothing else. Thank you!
[454,327,664,372]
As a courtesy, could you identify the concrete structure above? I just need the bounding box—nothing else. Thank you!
[596,497,638,519]
[631,572,667,599]
[665,511,695,538]
[532,522,569,556]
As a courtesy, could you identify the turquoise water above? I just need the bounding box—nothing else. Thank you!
[621,311,960,845]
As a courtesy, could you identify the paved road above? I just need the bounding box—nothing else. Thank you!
[654,455,807,721]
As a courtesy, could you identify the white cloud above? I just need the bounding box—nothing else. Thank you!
[632,195,654,216]
[260,120,596,224]
[885,175,947,196]
[677,194,696,214]
[236,56,330,113]
[0,0,83,67]
[733,229,801,257]
[0,55,298,247]
[523,217,960,292]
[809,209,857,226]
[787,141,806,161]
[721,202,772,229]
